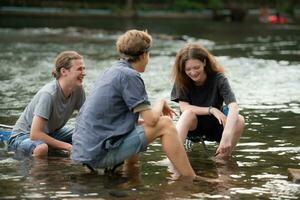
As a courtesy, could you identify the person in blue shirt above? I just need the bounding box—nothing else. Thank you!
[71,30,201,180]
[171,43,245,160]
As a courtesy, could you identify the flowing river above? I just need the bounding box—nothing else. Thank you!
[0,17,300,199]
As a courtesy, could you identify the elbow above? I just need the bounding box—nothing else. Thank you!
[142,109,161,127]
[145,116,160,127]
[180,105,188,113]
[30,134,36,140]
[146,118,159,127]
[30,130,39,140]
[227,103,239,121]
[180,104,193,113]
[228,103,239,112]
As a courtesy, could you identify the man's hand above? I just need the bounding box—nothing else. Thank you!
[64,143,73,152]
[162,101,178,119]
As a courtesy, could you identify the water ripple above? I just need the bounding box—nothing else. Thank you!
[239,147,300,153]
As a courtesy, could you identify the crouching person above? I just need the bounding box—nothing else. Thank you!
[8,51,86,156]
[71,30,199,180]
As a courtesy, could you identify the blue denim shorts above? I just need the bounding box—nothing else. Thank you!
[89,125,148,168]
[8,126,73,155]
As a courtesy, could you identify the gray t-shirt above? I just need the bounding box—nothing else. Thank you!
[171,73,236,110]
[12,80,85,135]
[71,60,150,163]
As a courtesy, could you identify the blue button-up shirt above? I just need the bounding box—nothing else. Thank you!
[71,60,150,163]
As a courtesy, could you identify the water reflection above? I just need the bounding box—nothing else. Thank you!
[1,107,300,199]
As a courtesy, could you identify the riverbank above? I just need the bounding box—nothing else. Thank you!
[1,6,300,21]
[0,6,212,19]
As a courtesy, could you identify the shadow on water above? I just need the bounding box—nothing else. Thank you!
[0,17,299,199]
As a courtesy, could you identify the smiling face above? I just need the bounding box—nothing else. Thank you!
[63,59,86,87]
[184,59,206,85]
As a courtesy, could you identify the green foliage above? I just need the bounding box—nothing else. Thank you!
[1,0,299,15]
[173,0,204,11]
[278,1,295,16]
[207,0,224,10]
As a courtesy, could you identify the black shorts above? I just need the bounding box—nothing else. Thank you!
[187,115,223,143]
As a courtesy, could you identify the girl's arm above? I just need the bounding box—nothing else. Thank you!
[179,101,229,126]
[215,102,239,155]
[179,101,211,115]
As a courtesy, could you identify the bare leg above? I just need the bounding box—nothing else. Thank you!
[176,110,198,143]
[125,154,139,165]
[216,114,245,159]
[143,116,196,178]
[122,154,141,187]
[32,144,48,157]
[230,115,245,151]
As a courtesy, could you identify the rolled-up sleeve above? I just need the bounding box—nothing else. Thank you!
[218,75,236,105]
[121,74,150,111]
[171,84,190,103]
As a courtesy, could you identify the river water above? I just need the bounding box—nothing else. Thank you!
[0,17,300,199]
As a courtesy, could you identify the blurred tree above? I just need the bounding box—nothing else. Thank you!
[0,0,298,19]
[208,0,225,20]
[125,0,135,17]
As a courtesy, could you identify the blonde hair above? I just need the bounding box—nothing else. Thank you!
[116,29,152,62]
[52,51,82,79]
[172,43,224,91]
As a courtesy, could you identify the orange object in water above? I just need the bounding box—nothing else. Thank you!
[268,15,287,24]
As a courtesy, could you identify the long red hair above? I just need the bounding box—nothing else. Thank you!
[172,43,224,91]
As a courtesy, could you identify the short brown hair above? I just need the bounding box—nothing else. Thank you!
[116,30,152,62]
[172,43,224,91]
[52,51,82,79]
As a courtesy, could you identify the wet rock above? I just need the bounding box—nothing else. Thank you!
[288,168,300,183]
[109,190,129,198]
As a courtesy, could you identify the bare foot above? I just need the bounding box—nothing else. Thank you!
[212,154,230,165]
[170,175,223,183]
[193,175,223,183]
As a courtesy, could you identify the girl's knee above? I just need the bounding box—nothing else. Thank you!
[238,115,245,128]
[179,109,198,129]
[181,109,197,120]
[33,144,48,156]
[235,115,245,137]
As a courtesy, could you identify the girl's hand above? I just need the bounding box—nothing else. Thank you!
[215,135,232,157]
[210,107,227,126]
